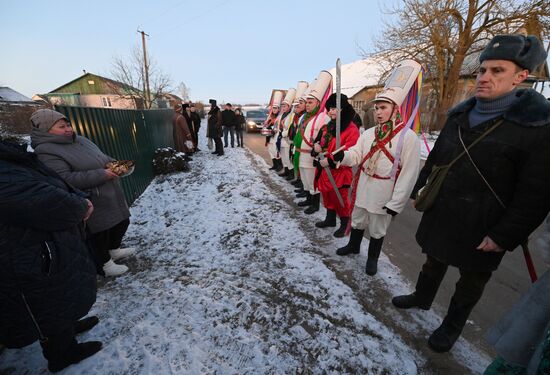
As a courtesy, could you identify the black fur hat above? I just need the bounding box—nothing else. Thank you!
[325,93,349,110]
[480,34,547,72]
[209,99,217,106]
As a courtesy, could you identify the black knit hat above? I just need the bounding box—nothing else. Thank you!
[209,99,217,106]
[325,93,350,111]
[181,103,190,110]
[480,34,547,72]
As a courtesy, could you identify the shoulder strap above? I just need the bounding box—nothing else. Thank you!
[448,119,504,168]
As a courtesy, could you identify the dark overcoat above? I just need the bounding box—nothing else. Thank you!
[413,89,550,271]
[0,141,97,348]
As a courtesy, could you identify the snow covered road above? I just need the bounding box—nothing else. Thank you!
[1,140,491,374]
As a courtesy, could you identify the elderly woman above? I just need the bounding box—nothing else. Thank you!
[30,109,134,277]
[0,137,101,372]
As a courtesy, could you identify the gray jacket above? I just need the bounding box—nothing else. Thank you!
[31,132,130,234]
[486,269,550,373]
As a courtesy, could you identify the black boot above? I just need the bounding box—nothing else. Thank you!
[428,296,470,353]
[47,341,103,372]
[304,193,320,214]
[392,256,448,310]
[285,169,295,181]
[296,190,308,198]
[336,228,364,255]
[428,270,491,352]
[74,316,99,335]
[269,158,277,170]
[333,217,349,238]
[41,329,102,373]
[365,237,384,276]
[297,192,311,207]
[275,158,283,172]
[315,209,337,228]
[292,179,302,187]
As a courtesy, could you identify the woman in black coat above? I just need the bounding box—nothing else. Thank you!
[0,139,101,372]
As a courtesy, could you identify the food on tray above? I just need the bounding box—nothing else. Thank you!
[106,160,135,176]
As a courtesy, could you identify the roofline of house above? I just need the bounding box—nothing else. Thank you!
[49,72,140,94]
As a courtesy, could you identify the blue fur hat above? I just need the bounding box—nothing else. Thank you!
[480,34,547,72]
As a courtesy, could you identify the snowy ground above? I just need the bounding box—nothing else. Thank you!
[1,131,490,374]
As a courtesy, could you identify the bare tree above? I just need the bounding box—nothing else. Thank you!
[368,0,549,129]
[177,82,191,102]
[111,46,172,109]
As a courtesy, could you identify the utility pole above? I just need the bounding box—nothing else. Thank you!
[137,29,151,108]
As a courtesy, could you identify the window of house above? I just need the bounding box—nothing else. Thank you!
[107,97,112,107]
[102,97,108,107]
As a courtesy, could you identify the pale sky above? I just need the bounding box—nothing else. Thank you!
[1,0,389,104]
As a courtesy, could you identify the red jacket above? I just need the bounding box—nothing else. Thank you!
[316,121,360,192]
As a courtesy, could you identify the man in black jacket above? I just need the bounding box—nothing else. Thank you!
[207,99,224,156]
[189,103,202,151]
[221,103,237,148]
[392,34,550,353]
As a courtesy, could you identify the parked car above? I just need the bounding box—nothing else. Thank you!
[244,109,268,133]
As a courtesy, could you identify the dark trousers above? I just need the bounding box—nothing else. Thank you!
[214,136,224,155]
[223,126,235,147]
[40,326,77,364]
[236,130,244,147]
[416,255,492,332]
[90,219,130,264]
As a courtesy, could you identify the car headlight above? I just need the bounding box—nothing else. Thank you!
[247,121,256,126]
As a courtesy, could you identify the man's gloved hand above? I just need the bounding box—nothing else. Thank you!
[313,159,320,168]
[333,149,345,162]
[383,206,398,216]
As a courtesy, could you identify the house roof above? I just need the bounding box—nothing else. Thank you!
[0,87,34,103]
[327,56,388,98]
[49,72,139,94]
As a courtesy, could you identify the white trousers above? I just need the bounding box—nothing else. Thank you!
[280,144,293,169]
[267,137,278,159]
[299,167,317,194]
[351,206,392,239]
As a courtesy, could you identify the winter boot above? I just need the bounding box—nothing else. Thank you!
[428,297,469,353]
[304,193,320,214]
[278,167,289,177]
[292,179,303,188]
[285,169,295,181]
[47,341,103,373]
[274,158,283,172]
[392,260,447,310]
[295,190,308,198]
[269,158,277,170]
[297,192,312,207]
[365,237,384,276]
[333,217,349,238]
[109,247,135,261]
[315,209,337,228]
[294,183,304,192]
[336,228,364,255]
[74,316,99,335]
[103,259,128,277]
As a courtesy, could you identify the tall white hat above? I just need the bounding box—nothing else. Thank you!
[271,90,283,108]
[282,88,296,106]
[292,81,309,105]
[371,59,422,106]
[306,71,333,102]
[299,78,317,102]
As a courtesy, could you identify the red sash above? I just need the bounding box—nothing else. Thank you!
[346,123,405,234]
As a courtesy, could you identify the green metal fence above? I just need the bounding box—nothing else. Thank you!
[55,105,174,205]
